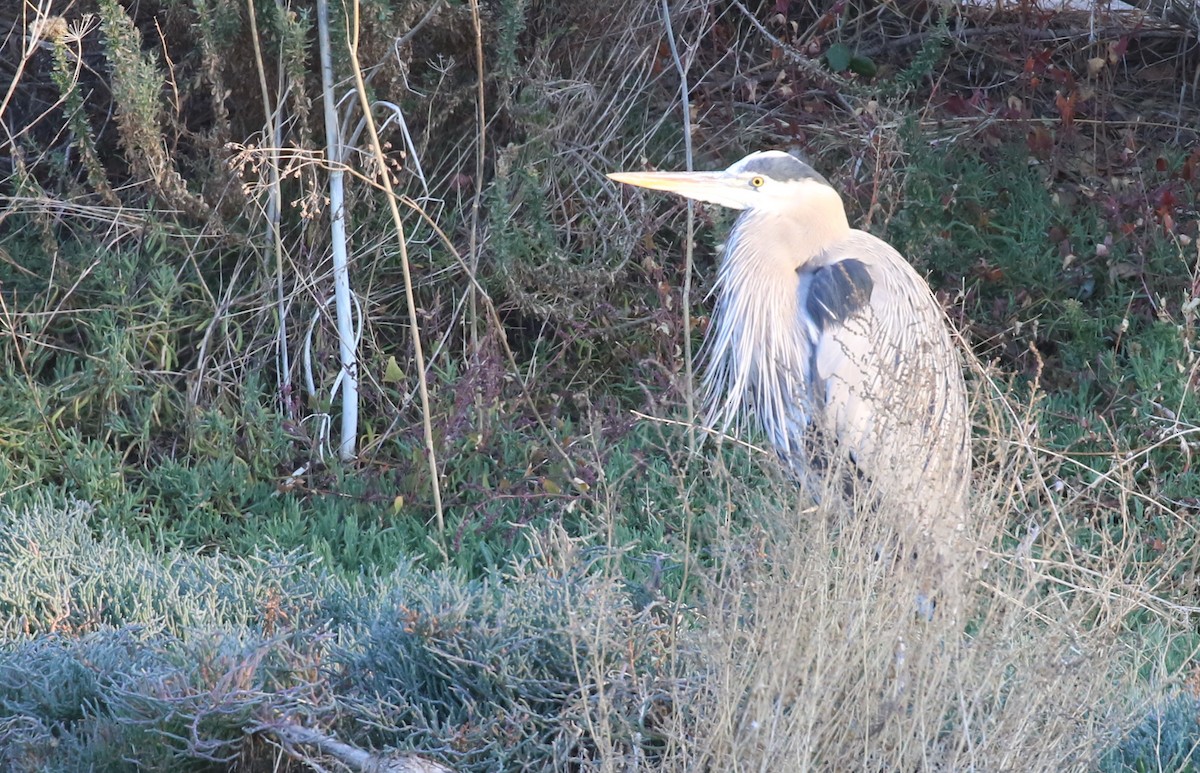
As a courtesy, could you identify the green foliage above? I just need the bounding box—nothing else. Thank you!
[49,37,112,200]
[96,0,168,177]
[191,0,244,44]
[495,0,529,83]
[891,17,950,93]
[825,42,853,73]
[824,43,876,78]
[0,220,763,578]
[891,137,1199,509]
[6,0,705,588]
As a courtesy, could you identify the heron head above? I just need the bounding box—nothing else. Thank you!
[608,150,836,212]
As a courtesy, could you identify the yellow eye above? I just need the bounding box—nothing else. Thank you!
[750,175,765,188]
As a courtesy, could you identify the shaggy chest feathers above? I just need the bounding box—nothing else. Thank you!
[698,211,970,509]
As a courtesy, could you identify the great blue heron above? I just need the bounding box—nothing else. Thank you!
[610,150,970,533]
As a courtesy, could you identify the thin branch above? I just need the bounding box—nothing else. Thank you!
[728,0,853,93]
[394,0,445,53]
[265,720,455,773]
[346,0,447,545]
[0,0,53,139]
[246,0,293,417]
[660,0,698,457]
[630,409,770,457]
[467,0,486,354]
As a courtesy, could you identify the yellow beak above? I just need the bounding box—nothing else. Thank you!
[607,170,753,210]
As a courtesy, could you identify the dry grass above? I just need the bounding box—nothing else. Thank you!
[566,367,1195,771]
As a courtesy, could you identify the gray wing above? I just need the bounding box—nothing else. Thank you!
[795,253,878,466]
[802,258,874,331]
[796,232,970,505]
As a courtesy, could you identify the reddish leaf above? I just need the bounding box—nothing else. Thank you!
[973,262,1004,283]
[1109,35,1130,61]
[1027,125,1054,159]
[653,41,670,74]
[1026,49,1053,74]
[1048,66,1076,87]
[944,94,970,116]
[1055,90,1077,129]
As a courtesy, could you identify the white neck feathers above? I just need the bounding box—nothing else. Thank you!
[699,183,851,452]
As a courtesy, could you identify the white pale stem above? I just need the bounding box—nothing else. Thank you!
[317,0,358,461]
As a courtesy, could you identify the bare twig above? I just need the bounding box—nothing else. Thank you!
[267,720,455,773]
[630,409,769,457]
[467,0,486,354]
[245,0,293,417]
[345,0,447,543]
[660,0,699,457]
[728,0,855,96]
